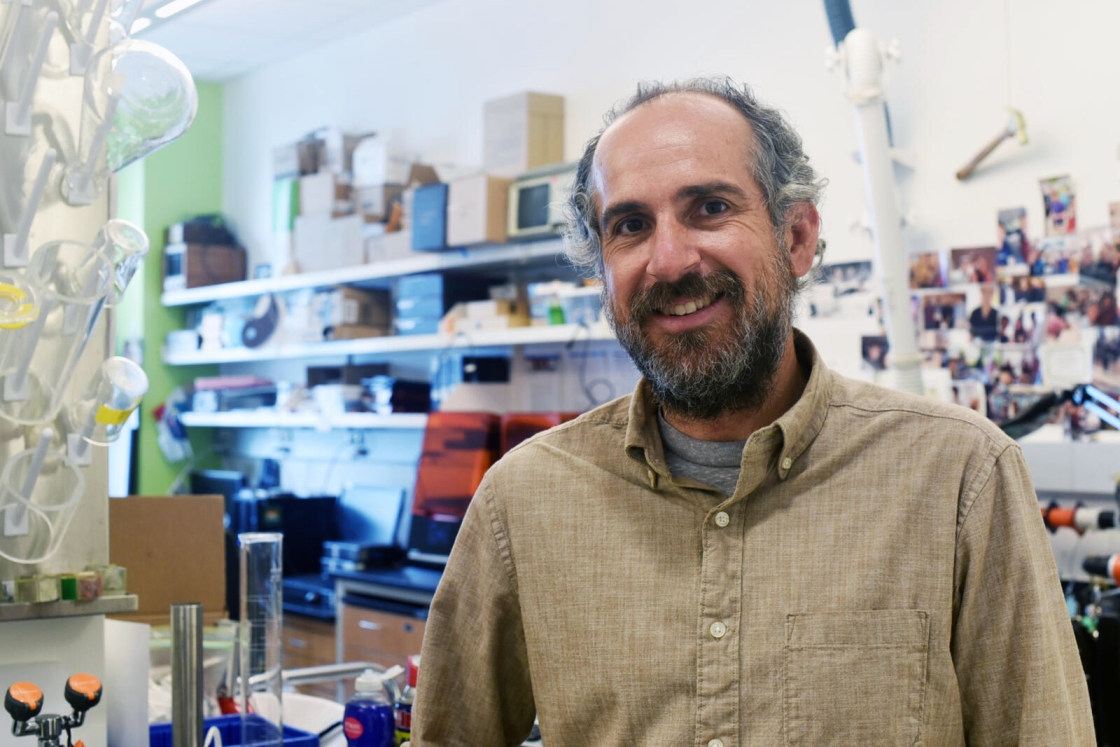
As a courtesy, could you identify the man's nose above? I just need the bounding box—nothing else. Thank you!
[646,219,700,282]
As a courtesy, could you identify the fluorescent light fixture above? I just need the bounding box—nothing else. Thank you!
[130,17,152,33]
[154,0,204,19]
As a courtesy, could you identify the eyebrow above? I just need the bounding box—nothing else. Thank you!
[598,181,751,233]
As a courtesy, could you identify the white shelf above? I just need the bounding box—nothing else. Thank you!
[160,237,567,306]
[179,411,428,430]
[0,594,138,622]
[163,323,615,366]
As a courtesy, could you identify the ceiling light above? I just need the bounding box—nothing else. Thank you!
[154,0,204,19]
[130,17,152,33]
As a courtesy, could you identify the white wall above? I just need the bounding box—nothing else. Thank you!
[223,0,1120,274]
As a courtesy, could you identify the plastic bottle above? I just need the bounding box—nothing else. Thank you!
[343,669,395,747]
[394,655,420,746]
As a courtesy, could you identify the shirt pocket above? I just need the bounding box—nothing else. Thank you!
[783,609,930,747]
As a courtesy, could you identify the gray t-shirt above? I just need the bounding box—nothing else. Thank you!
[657,412,745,497]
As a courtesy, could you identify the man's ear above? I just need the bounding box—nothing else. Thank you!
[785,202,821,278]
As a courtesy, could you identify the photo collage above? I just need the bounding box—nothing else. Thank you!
[807,174,1120,432]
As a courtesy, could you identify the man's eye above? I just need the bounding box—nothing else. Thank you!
[617,218,646,235]
[699,200,728,216]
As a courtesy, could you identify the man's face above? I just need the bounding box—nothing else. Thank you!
[590,93,818,419]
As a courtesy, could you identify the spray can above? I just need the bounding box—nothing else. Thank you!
[394,655,419,746]
[343,669,395,747]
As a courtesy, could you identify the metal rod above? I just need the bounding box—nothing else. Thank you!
[278,661,384,686]
[171,603,204,747]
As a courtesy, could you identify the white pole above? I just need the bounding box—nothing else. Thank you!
[4,148,56,267]
[10,11,58,129]
[83,0,110,45]
[20,427,52,500]
[66,90,120,203]
[843,28,923,396]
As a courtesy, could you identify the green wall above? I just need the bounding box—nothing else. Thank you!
[116,81,223,495]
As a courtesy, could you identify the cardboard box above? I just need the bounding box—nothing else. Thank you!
[465,299,525,318]
[325,324,390,341]
[163,243,246,292]
[355,184,404,222]
[317,285,391,328]
[447,174,513,247]
[412,183,449,252]
[366,229,413,263]
[317,128,371,175]
[352,136,416,186]
[108,495,227,625]
[273,139,321,179]
[294,214,365,273]
[300,172,352,217]
[484,92,565,177]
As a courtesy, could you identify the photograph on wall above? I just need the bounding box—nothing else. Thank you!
[919,292,968,330]
[806,260,877,319]
[861,335,889,371]
[1078,228,1120,287]
[909,252,945,288]
[1045,284,1119,328]
[1000,304,1046,345]
[949,246,997,285]
[967,285,1001,343]
[1094,327,1120,388]
[1040,174,1077,236]
[1031,240,1083,276]
[952,380,987,417]
[997,208,1028,266]
[1003,274,1043,304]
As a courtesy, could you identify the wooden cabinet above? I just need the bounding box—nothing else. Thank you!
[283,614,337,700]
[341,602,426,674]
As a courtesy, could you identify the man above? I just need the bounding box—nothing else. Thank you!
[413,78,1093,746]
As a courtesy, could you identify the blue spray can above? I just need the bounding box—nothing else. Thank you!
[343,669,395,747]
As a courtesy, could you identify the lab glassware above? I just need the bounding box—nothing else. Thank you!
[238,532,284,747]
[0,240,112,426]
[64,355,147,463]
[0,429,85,564]
[91,218,148,305]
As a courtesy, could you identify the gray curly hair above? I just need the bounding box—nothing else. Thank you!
[563,76,827,284]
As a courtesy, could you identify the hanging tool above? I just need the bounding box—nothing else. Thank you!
[955,108,1028,180]
[5,674,102,747]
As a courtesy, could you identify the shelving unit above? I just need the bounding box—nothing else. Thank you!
[160,237,568,306]
[0,595,139,623]
[179,411,428,430]
[163,322,615,365]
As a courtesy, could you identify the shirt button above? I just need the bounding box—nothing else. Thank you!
[709,621,727,639]
[714,511,730,527]
[781,456,793,470]
[708,740,725,747]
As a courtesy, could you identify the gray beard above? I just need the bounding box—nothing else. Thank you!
[606,265,795,422]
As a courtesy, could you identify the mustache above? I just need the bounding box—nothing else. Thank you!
[628,271,745,323]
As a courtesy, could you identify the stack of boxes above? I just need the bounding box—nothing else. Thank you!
[412,91,565,253]
[393,273,488,337]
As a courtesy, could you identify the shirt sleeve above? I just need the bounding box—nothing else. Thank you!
[951,443,1096,746]
[412,479,536,747]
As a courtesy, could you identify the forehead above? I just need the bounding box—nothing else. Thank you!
[591,92,758,205]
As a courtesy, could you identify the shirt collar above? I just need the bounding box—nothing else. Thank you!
[624,329,833,480]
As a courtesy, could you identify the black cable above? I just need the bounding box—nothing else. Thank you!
[566,322,615,407]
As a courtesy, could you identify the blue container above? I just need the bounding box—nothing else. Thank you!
[343,694,394,747]
[150,715,317,747]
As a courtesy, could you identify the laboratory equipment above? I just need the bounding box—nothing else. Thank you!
[3,148,56,268]
[0,240,112,426]
[4,674,102,747]
[0,429,85,564]
[63,38,197,205]
[91,218,149,304]
[342,669,394,747]
[239,532,284,747]
[66,0,111,75]
[4,10,59,136]
[171,603,204,747]
[64,355,148,465]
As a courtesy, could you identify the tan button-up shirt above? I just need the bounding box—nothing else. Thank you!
[414,333,1094,746]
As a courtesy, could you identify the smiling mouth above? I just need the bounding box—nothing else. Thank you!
[659,293,720,317]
